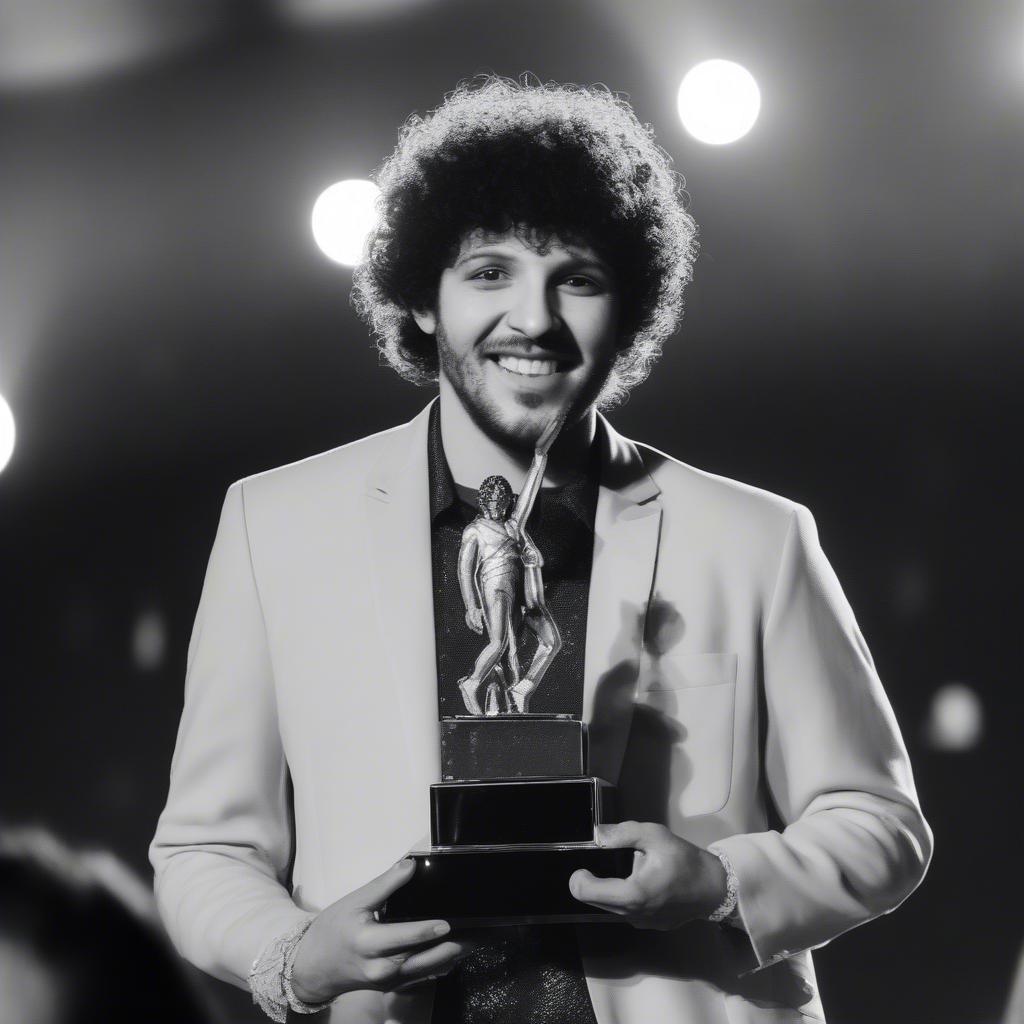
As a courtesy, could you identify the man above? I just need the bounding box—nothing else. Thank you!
[151,77,932,1023]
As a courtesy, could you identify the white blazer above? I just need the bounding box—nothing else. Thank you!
[151,402,932,1023]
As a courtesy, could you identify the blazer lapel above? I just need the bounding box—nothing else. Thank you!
[584,416,662,785]
[364,404,441,798]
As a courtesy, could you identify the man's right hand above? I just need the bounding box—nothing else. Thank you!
[290,859,472,1003]
[465,607,484,634]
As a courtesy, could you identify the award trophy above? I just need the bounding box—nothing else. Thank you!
[382,416,632,926]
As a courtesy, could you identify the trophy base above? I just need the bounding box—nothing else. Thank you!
[380,846,634,927]
[441,715,587,780]
[430,776,614,847]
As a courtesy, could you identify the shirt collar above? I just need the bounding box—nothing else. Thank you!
[427,402,460,521]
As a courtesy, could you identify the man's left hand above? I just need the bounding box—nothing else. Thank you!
[569,821,727,930]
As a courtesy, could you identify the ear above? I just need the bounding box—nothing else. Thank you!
[412,308,438,335]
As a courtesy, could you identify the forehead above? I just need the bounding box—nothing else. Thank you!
[453,226,608,266]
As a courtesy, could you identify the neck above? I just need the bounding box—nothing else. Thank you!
[438,384,597,492]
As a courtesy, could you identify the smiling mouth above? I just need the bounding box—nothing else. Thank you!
[493,355,565,377]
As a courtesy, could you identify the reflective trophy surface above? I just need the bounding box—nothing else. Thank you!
[382,417,631,926]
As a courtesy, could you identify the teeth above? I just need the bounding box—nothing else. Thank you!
[496,356,559,377]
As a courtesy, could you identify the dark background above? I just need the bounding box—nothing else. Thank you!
[1,2,1020,1021]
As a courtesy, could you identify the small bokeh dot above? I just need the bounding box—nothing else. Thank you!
[132,610,168,672]
[924,682,984,752]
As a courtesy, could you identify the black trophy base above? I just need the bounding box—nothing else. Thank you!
[380,846,634,927]
[430,777,614,847]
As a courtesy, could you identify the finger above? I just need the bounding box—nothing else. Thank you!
[595,821,655,850]
[364,918,451,956]
[350,858,417,911]
[569,868,639,908]
[396,939,477,983]
[392,941,478,993]
[394,975,445,993]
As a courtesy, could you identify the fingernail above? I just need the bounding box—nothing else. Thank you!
[433,922,450,936]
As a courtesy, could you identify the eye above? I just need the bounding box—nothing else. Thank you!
[470,267,506,283]
[562,274,604,293]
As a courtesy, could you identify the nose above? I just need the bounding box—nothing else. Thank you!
[506,280,560,339]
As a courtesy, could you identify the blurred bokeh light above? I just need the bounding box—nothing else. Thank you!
[0,393,15,473]
[311,179,382,266]
[273,0,432,24]
[131,610,168,672]
[677,59,761,144]
[0,0,226,89]
[924,683,984,752]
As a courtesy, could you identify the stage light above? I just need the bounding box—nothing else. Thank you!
[924,682,984,752]
[132,610,167,672]
[677,59,761,145]
[0,393,15,474]
[311,179,381,266]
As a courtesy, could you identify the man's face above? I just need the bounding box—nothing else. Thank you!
[415,228,621,451]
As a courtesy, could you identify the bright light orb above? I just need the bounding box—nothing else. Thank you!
[0,393,15,474]
[677,59,761,145]
[311,179,381,266]
[925,682,984,752]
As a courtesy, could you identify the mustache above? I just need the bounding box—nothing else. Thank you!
[478,334,575,358]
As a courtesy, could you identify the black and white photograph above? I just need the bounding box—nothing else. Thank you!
[0,2,1020,1022]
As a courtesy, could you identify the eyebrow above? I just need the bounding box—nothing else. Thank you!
[452,248,516,269]
[452,247,613,274]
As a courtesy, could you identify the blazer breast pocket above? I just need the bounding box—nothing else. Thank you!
[631,652,738,820]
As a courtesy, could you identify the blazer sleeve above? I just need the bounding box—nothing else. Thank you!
[711,503,933,968]
[149,482,310,989]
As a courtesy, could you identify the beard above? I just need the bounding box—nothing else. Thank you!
[436,322,614,455]
[436,324,548,453]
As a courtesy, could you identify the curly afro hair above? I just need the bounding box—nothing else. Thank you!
[477,474,514,517]
[352,75,698,407]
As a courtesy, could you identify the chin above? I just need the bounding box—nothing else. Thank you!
[474,392,555,451]
[446,355,600,452]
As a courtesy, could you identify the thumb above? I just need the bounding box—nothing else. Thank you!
[595,820,652,850]
[350,858,417,911]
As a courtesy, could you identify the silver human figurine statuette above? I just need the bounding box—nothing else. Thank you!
[457,415,565,716]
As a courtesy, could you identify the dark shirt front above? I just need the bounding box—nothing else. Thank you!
[426,403,600,1023]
